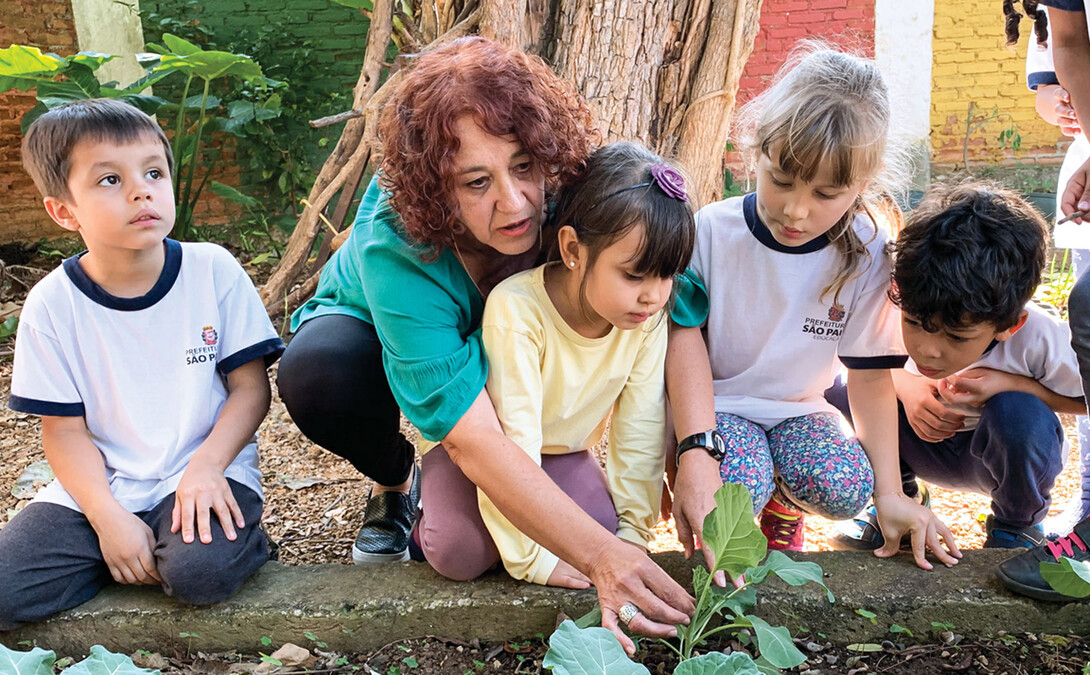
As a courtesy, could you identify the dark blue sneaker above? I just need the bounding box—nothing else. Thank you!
[352,463,421,564]
[983,515,1045,549]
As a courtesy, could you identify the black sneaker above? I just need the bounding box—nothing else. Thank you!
[983,515,1045,549]
[828,485,930,551]
[996,516,1090,602]
[352,463,421,564]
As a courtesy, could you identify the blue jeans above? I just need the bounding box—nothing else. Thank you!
[825,382,1063,527]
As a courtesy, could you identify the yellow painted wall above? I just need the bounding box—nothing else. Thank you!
[931,2,1068,167]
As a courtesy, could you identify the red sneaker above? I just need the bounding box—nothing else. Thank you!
[760,497,805,551]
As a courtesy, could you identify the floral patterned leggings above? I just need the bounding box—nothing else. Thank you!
[716,412,873,519]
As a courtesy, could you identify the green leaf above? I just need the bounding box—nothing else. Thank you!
[68,52,114,71]
[542,621,649,674]
[1040,558,1090,599]
[702,483,767,579]
[0,315,18,340]
[745,616,806,669]
[573,606,602,630]
[856,608,877,624]
[0,643,56,675]
[761,551,833,601]
[161,34,203,57]
[11,460,53,499]
[63,645,160,675]
[402,656,419,668]
[674,652,759,675]
[0,45,66,91]
[889,624,914,637]
[846,643,884,652]
[751,655,780,675]
[210,181,261,208]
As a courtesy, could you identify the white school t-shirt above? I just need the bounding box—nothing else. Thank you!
[691,193,906,429]
[904,302,1082,432]
[9,240,284,514]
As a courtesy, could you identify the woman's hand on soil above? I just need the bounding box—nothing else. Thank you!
[588,539,694,656]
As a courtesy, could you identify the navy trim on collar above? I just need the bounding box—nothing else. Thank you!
[63,239,182,311]
[743,193,831,254]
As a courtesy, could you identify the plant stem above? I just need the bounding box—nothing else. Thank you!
[173,75,193,199]
[179,77,212,240]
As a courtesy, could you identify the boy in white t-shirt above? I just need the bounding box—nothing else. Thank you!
[827,183,1085,551]
[0,99,284,629]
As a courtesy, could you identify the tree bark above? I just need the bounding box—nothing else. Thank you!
[259,0,762,316]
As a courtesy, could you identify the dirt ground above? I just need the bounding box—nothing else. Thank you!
[2,250,1089,674]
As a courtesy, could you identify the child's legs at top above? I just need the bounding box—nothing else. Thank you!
[147,479,269,605]
[715,413,776,513]
[767,413,873,520]
[416,445,501,581]
[900,392,1064,528]
[0,502,113,630]
[417,447,618,581]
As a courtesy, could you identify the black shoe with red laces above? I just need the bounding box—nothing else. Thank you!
[996,516,1090,602]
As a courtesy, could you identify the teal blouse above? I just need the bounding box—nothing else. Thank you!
[292,177,486,443]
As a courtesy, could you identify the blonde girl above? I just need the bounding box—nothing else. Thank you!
[666,45,962,572]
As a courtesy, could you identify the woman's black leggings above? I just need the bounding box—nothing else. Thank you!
[277,314,416,486]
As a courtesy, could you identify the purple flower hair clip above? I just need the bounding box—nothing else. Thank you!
[651,162,687,202]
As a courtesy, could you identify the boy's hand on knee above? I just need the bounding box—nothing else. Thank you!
[899,375,963,442]
[171,460,246,544]
[95,508,161,585]
[938,368,1009,408]
[873,494,961,570]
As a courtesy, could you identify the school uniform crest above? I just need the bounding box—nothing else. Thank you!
[828,305,845,323]
[201,326,218,345]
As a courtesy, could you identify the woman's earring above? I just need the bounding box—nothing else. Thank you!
[569,261,576,268]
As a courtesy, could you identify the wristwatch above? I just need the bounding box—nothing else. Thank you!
[675,429,726,467]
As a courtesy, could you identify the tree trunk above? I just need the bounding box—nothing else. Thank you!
[259,0,762,317]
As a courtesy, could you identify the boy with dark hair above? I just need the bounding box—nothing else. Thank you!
[828,182,1085,554]
[0,98,284,628]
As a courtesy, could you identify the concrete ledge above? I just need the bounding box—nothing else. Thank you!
[4,550,1089,654]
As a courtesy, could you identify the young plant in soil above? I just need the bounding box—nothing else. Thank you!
[543,482,834,674]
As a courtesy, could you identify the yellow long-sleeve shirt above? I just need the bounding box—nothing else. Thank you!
[480,265,668,585]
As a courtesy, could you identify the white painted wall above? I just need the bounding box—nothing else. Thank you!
[70,0,146,89]
[875,0,934,190]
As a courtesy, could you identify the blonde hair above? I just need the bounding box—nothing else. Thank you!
[734,43,909,306]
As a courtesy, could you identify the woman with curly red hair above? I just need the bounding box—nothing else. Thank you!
[277,36,692,646]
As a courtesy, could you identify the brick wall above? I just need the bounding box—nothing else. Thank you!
[930,1,1065,167]
[0,0,78,244]
[726,0,876,175]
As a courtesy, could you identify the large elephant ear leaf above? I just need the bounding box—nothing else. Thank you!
[542,621,649,675]
[0,643,56,675]
[702,483,767,579]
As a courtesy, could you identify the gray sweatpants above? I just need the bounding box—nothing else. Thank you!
[0,479,268,630]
